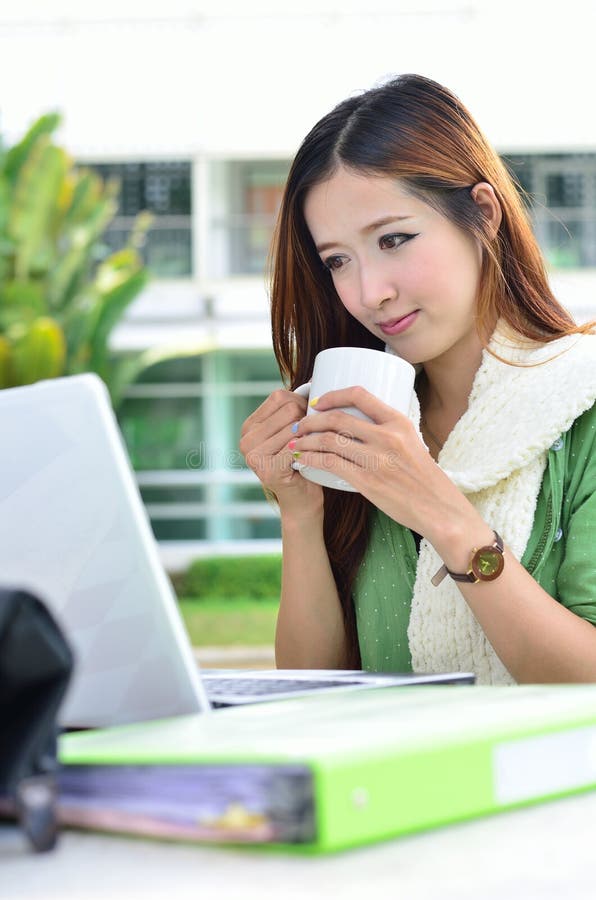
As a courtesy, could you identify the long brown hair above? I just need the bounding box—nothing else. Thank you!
[269,73,593,665]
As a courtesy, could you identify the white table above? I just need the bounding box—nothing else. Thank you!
[2,788,595,900]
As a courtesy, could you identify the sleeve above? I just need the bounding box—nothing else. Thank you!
[556,402,596,624]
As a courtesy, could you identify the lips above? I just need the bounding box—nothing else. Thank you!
[377,310,419,336]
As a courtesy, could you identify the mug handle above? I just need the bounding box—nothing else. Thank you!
[293,382,311,399]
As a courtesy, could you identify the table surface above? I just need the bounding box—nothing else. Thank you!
[3,788,596,900]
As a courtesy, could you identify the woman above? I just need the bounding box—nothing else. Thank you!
[239,74,596,683]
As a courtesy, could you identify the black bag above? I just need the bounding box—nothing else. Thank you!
[0,588,74,851]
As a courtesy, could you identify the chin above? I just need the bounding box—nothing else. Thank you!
[383,339,424,367]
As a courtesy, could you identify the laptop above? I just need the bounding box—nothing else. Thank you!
[0,374,473,727]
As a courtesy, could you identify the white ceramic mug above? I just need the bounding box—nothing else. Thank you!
[293,346,415,492]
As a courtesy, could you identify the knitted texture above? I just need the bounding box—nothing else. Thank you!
[391,324,596,684]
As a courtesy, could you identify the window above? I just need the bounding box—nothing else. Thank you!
[504,153,596,267]
[85,161,193,277]
[208,159,291,277]
[117,350,283,544]
[119,395,205,471]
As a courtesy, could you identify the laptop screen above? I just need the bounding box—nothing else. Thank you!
[0,375,209,727]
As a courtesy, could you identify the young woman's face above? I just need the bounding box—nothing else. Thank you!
[303,166,484,367]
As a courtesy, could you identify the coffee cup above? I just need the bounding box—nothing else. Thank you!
[293,346,415,491]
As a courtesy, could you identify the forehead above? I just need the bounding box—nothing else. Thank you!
[303,167,427,237]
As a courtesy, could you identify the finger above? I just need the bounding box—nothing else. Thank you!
[242,420,303,473]
[241,394,308,447]
[242,403,310,469]
[290,427,371,464]
[244,406,300,450]
[292,440,405,498]
[291,447,364,486]
[244,420,308,479]
[241,389,308,436]
[242,389,306,434]
[245,442,297,480]
[310,386,407,425]
[246,427,302,468]
[295,407,374,444]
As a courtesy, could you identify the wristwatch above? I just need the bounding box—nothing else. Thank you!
[431,531,504,587]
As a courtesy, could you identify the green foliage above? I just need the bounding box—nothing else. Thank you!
[0,112,152,406]
[178,555,282,601]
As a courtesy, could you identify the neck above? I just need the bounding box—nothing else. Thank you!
[420,334,484,420]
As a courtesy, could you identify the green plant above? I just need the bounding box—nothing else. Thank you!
[0,112,154,406]
[179,555,282,601]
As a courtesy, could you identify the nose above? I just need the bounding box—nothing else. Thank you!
[358,260,396,310]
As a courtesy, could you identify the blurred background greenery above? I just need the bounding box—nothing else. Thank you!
[0,113,154,406]
[174,555,280,647]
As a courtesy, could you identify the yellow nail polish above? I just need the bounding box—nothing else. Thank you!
[309,396,319,408]
[292,450,301,459]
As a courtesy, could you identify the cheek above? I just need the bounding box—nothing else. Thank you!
[403,251,444,296]
[417,237,480,302]
[333,280,361,317]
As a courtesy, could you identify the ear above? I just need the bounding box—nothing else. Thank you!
[471,182,502,239]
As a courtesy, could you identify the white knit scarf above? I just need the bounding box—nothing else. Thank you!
[391,324,596,684]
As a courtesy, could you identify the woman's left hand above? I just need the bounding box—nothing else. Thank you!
[289,386,482,548]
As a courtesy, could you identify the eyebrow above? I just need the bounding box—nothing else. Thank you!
[315,216,414,253]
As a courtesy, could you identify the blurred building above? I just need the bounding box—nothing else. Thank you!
[1,1,595,565]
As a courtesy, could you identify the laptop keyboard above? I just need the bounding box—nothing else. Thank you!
[204,676,362,698]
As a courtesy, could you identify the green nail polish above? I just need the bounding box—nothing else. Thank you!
[292,450,302,459]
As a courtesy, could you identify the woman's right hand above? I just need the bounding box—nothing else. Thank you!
[239,389,323,514]
[242,390,348,669]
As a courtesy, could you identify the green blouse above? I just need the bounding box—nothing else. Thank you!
[353,401,596,672]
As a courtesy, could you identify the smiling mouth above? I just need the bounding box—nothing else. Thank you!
[377,310,419,335]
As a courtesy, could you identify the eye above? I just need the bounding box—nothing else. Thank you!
[378,232,417,250]
[322,254,348,272]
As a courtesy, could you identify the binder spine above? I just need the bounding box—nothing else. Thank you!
[314,722,596,851]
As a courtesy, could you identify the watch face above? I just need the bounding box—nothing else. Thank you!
[471,546,504,582]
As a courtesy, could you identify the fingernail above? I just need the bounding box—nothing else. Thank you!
[291,422,299,434]
[292,451,302,459]
[288,439,297,450]
[309,396,319,408]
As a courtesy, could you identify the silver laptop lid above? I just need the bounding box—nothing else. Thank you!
[0,374,209,727]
